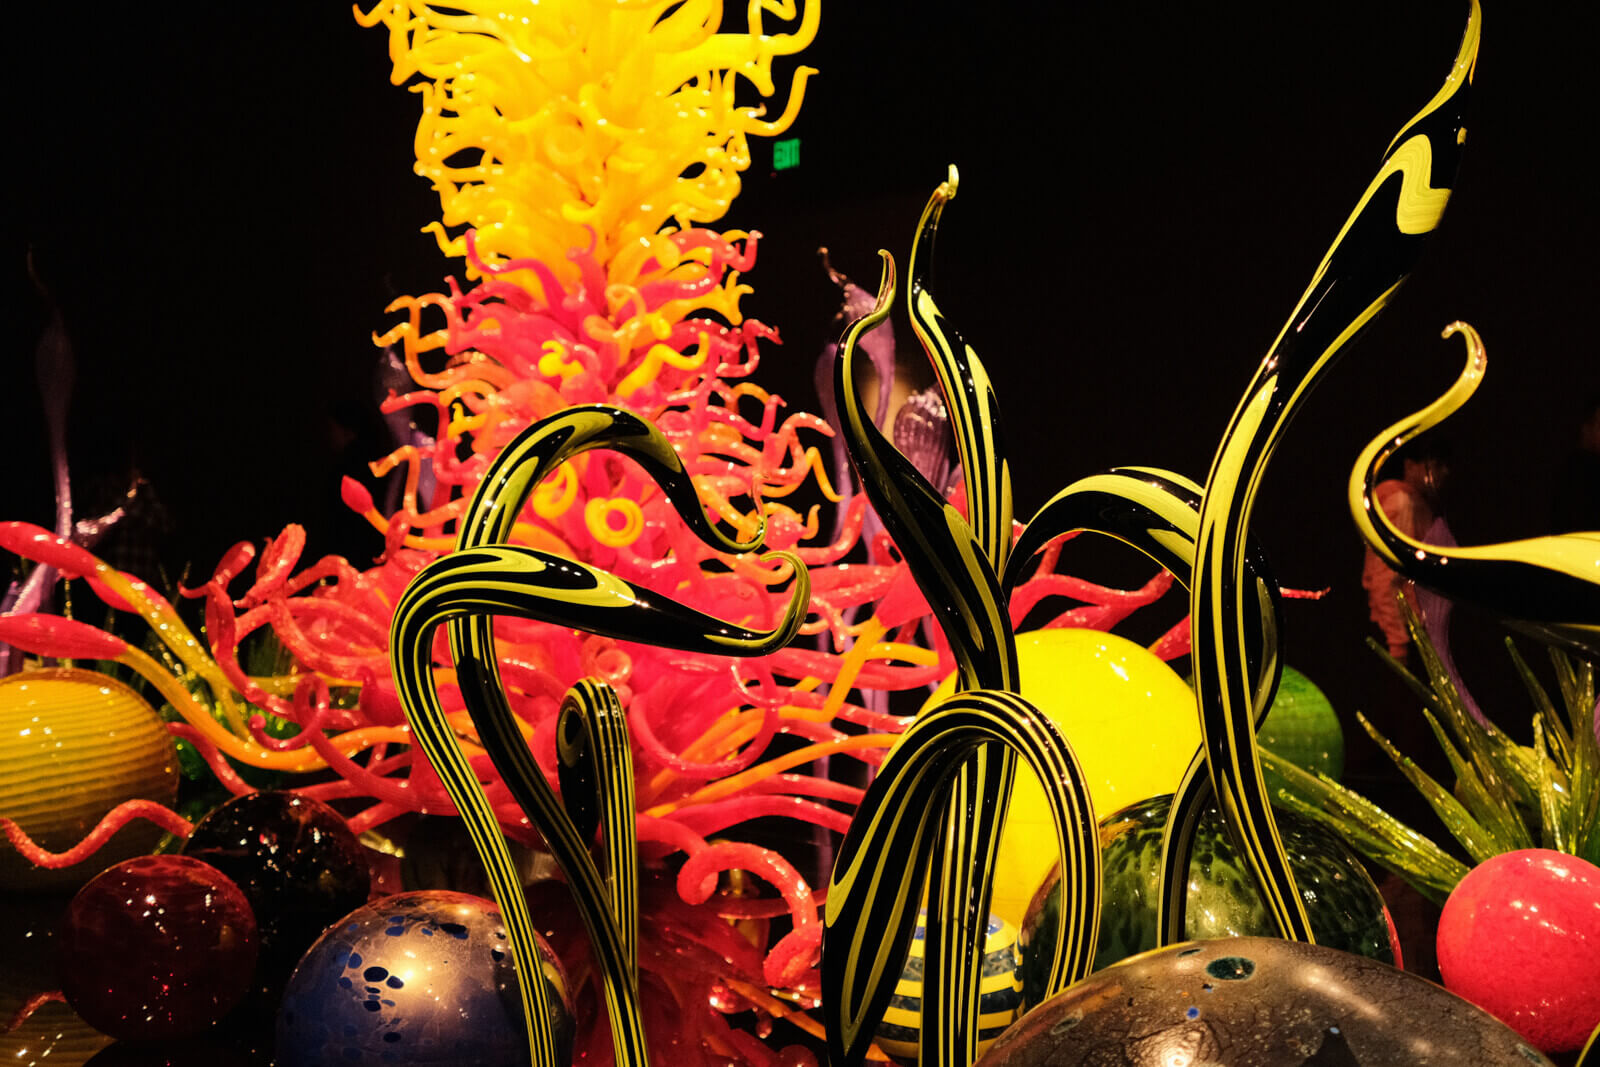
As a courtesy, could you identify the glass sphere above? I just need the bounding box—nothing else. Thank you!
[924,629,1200,925]
[276,890,573,1066]
[1019,794,1395,1006]
[58,855,258,1041]
[0,669,178,891]
[182,790,370,997]
[980,936,1553,1066]
[875,911,1024,1062]
[1437,848,1600,1052]
[1258,666,1344,780]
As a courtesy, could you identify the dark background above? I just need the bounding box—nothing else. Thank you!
[6,3,1597,818]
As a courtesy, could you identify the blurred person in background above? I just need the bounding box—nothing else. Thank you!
[1361,437,1453,665]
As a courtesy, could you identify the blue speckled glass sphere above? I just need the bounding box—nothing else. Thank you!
[275,890,573,1066]
[977,936,1554,1066]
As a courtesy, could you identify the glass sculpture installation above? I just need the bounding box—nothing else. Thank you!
[3,1,1600,1065]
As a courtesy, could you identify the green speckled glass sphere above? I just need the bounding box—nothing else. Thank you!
[1258,666,1344,781]
[1018,794,1395,1007]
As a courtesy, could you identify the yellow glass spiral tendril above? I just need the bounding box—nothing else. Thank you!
[532,463,579,520]
[585,497,646,548]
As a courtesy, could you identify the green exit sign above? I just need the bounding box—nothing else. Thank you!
[773,138,801,171]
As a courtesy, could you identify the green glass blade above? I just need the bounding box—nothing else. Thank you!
[1261,749,1467,904]
[1359,711,1506,862]
[1507,638,1572,771]
[1532,718,1570,853]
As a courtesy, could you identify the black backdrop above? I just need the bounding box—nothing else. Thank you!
[6,2,1597,810]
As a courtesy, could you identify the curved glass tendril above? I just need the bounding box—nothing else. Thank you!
[1001,466,1286,948]
[907,171,1014,580]
[1350,323,1600,655]
[821,178,1099,1067]
[391,410,809,1066]
[1578,1020,1600,1067]
[903,173,1028,1067]
[823,691,1097,1067]
[557,680,640,976]
[823,5,1486,1059]
[1186,0,1480,943]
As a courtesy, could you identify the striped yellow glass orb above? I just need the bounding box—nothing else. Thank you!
[876,911,1023,1062]
[0,891,115,1066]
[0,668,179,891]
[924,629,1199,926]
[0,993,115,1067]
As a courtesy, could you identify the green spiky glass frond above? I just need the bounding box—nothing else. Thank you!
[1263,591,1599,905]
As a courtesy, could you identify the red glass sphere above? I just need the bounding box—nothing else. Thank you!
[1437,848,1600,1052]
[58,855,258,1041]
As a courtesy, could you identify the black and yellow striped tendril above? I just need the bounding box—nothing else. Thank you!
[1184,0,1480,944]
[1350,322,1600,656]
[824,691,1098,1066]
[822,173,1100,1067]
[391,405,808,1067]
[1003,466,1286,950]
[823,4,1485,1061]
[382,6,1517,1066]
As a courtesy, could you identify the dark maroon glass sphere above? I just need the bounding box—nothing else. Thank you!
[180,791,370,991]
[58,855,258,1041]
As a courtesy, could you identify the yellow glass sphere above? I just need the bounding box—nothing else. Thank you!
[0,892,114,1065]
[0,668,179,891]
[924,629,1199,925]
